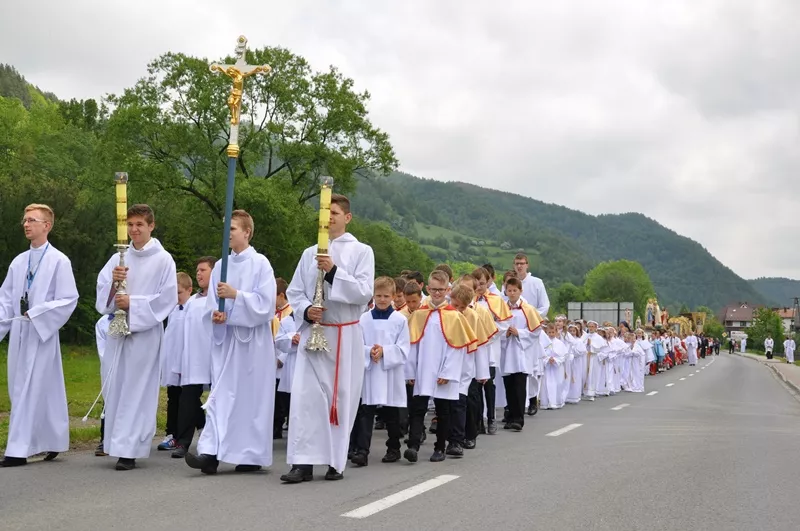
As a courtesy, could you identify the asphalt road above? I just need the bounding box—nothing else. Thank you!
[2,354,799,531]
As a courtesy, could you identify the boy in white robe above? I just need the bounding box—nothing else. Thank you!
[404,270,476,463]
[283,194,375,483]
[0,203,78,467]
[157,272,193,452]
[500,277,541,431]
[513,252,550,317]
[539,323,567,409]
[685,331,698,366]
[784,337,796,364]
[185,210,277,474]
[273,277,297,440]
[349,277,410,466]
[171,256,215,458]
[96,204,177,471]
[583,321,607,401]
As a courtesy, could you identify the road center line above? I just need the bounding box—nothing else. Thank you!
[546,423,583,437]
[695,370,700,373]
[689,374,694,377]
[666,383,675,387]
[647,391,658,396]
[341,475,460,518]
[611,403,630,411]
[679,378,686,381]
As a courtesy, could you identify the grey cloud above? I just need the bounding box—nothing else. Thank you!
[2,0,797,280]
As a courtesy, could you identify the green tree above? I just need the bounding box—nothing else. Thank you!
[679,304,690,314]
[583,260,656,320]
[103,48,398,219]
[745,308,785,353]
[551,282,585,315]
[702,316,725,340]
[447,260,479,279]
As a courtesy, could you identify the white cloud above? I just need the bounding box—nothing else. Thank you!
[2,0,798,279]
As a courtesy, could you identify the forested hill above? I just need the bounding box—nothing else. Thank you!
[350,171,768,309]
[748,278,800,307]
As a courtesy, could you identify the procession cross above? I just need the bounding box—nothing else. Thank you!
[210,35,271,311]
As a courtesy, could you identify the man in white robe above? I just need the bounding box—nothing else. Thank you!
[685,331,698,366]
[96,204,177,471]
[283,194,374,483]
[764,336,774,359]
[185,211,277,474]
[784,337,796,363]
[513,252,550,317]
[0,204,78,467]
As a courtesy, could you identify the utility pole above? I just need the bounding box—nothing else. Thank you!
[792,297,799,335]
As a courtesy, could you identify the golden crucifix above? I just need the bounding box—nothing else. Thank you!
[210,35,271,128]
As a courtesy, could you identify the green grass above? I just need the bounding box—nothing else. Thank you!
[415,222,533,271]
[0,343,169,452]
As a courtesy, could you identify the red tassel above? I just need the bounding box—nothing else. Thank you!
[329,405,339,426]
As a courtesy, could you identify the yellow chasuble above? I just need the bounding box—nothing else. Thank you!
[408,303,477,350]
[397,305,412,320]
[271,303,293,338]
[511,301,542,332]
[475,293,512,322]
[461,307,495,353]
[471,303,500,344]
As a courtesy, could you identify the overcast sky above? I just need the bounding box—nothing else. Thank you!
[2,1,798,280]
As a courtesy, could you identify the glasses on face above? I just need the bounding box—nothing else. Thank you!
[21,217,48,226]
[428,287,447,294]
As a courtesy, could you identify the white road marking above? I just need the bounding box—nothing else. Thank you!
[680,378,686,381]
[689,374,694,377]
[666,383,675,387]
[696,370,700,373]
[546,423,583,437]
[647,391,658,396]
[611,403,630,411]
[341,475,460,518]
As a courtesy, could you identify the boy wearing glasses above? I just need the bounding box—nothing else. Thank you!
[0,204,79,467]
[404,270,476,463]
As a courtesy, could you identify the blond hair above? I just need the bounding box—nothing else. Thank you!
[450,284,474,306]
[428,270,449,286]
[374,276,396,294]
[24,203,54,224]
[231,210,254,240]
[176,271,193,290]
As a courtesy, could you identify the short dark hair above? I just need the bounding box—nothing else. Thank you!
[330,193,351,214]
[482,263,495,278]
[196,256,216,269]
[127,204,154,224]
[276,277,289,296]
[434,263,453,281]
[403,282,422,297]
[404,270,424,285]
[505,277,523,290]
[471,267,489,281]
[514,252,528,263]
[394,277,407,293]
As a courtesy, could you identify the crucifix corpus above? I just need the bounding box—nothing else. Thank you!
[210,35,272,310]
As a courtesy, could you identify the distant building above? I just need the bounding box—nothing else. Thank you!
[720,303,758,334]
[774,307,797,335]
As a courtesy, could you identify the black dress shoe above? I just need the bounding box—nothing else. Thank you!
[404,448,418,463]
[171,446,187,459]
[235,464,262,472]
[350,452,368,467]
[487,419,498,435]
[429,450,445,462]
[382,449,401,463]
[280,467,313,483]
[445,443,463,457]
[527,398,539,416]
[463,439,476,450]
[115,458,136,471]
[0,456,27,467]
[374,420,386,430]
[507,422,523,432]
[273,431,283,440]
[325,466,343,480]
[43,452,59,461]
[95,443,108,457]
[185,453,218,475]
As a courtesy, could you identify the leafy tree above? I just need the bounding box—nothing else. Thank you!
[447,260,479,279]
[745,308,785,353]
[679,304,690,314]
[103,48,398,219]
[583,260,656,320]
[702,316,725,340]
[551,282,585,315]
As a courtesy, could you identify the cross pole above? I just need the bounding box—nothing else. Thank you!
[210,35,271,311]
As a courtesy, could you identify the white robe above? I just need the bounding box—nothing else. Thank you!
[96,238,177,459]
[275,312,297,393]
[586,333,608,397]
[286,233,374,473]
[565,334,586,403]
[685,335,698,365]
[197,247,276,467]
[408,309,467,400]
[740,339,747,353]
[177,293,213,386]
[499,308,539,376]
[95,315,111,360]
[629,341,646,392]
[0,243,77,458]
[764,338,774,354]
[560,332,573,404]
[539,337,567,409]
[784,339,795,363]
[520,273,550,317]
[160,303,187,388]
[360,310,410,407]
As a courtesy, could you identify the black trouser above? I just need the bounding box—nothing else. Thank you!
[175,384,206,450]
[407,396,454,452]
[465,379,483,441]
[352,404,403,454]
[482,367,496,421]
[166,386,182,436]
[450,394,467,445]
[503,372,528,426]
[401,382,422,432]
[274,381,291,435]
[729,344,734,354]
